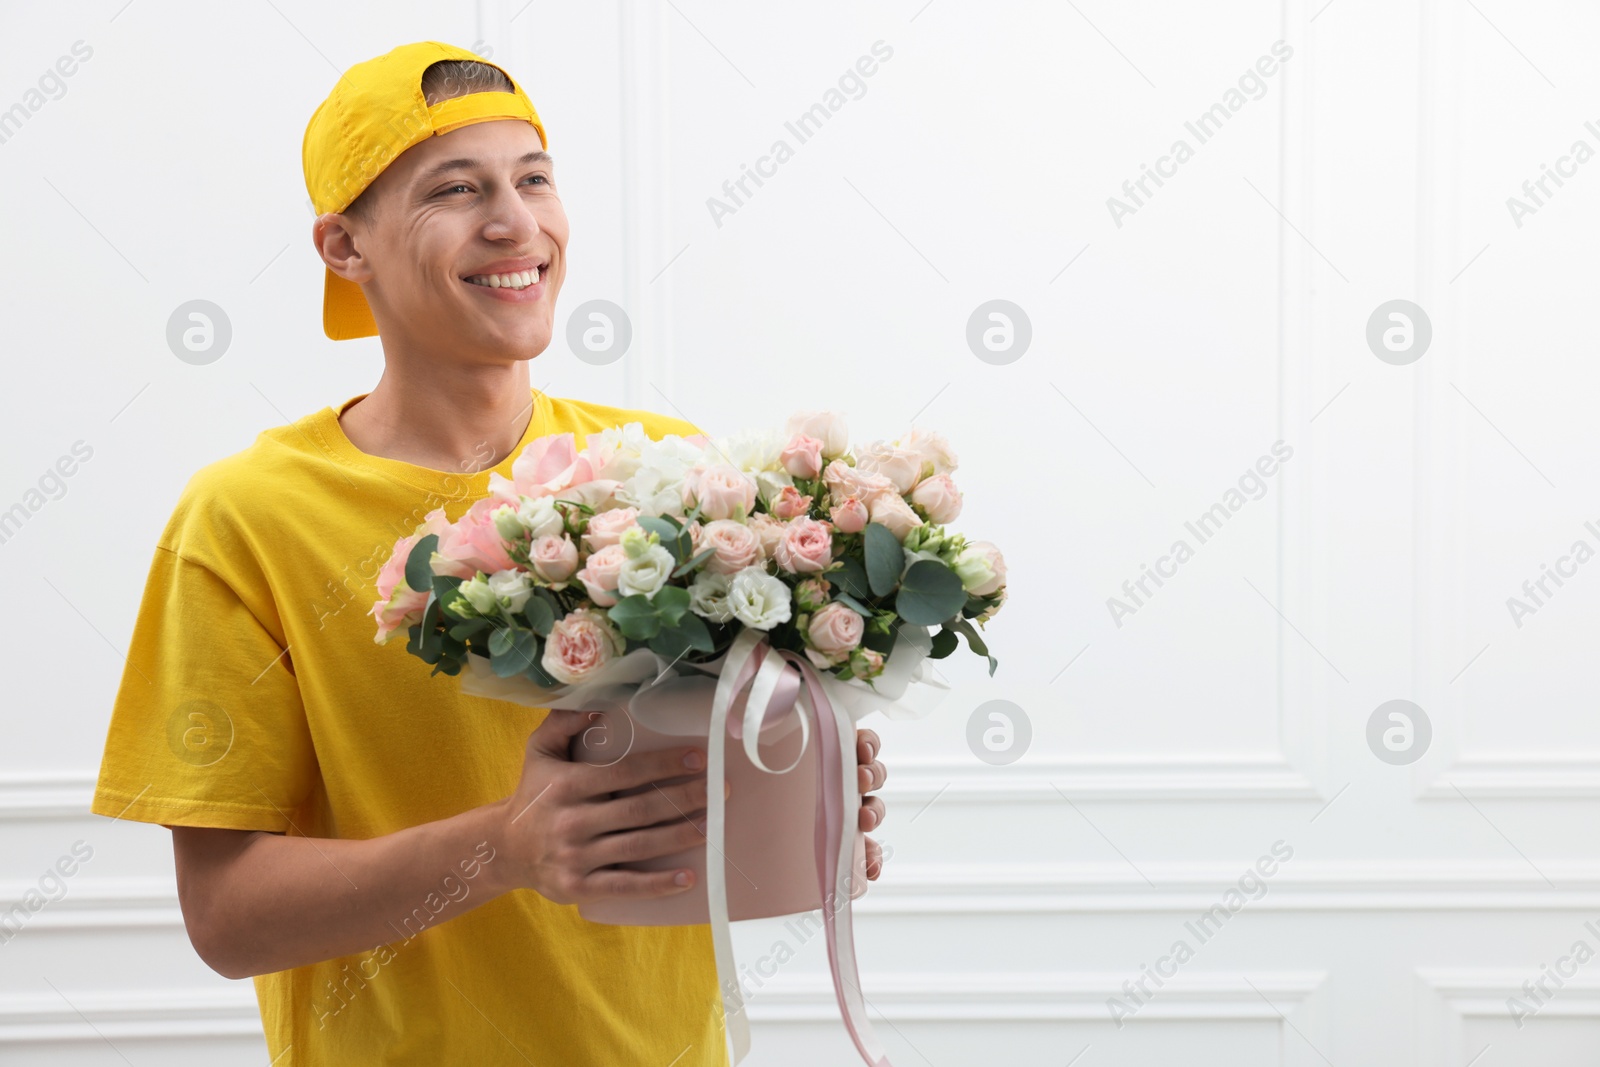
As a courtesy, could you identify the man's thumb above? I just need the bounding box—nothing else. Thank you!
[527,707,604,761]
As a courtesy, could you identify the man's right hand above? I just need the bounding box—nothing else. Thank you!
[493,707,726,905]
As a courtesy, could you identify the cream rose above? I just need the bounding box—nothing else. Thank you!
[779,433,824,479]
[773,516,835,575]
[953,540,1006,596]
[541,608,625,685]
[770,485,813,520]
[830,495,869,534]
[868,493,924,541]
[576,543,627,607]
[784,411,850,459]
[702,519,763,575]
[807,601,864,660]
[682,463,758,521]
[529,535,580,584]
[582,506,642,552]
[822,459,896,509]
[909,474,962,524]
[855,441,925,495]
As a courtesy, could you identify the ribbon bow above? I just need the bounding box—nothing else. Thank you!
[701,628,894,1066]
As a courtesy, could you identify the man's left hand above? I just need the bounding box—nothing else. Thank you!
[856,727,887,880]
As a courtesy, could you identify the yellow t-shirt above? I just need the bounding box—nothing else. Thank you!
[90,388,729,1066]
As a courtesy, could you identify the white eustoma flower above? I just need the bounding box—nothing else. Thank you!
[728,566,793,631]
[460,574,497,615]
[515,495,566,540]
[487,569,534,613]
[586,422,655,483]
[617,432,705,517]
[617,543,676,598]
[708,427,794,505]
[689,570,735,623]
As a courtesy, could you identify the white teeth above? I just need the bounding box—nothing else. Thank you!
[467,267,542,290]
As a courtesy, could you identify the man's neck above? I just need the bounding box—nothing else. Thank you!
[338,367,538,476]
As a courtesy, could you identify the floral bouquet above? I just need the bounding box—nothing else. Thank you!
[369,410,1005,1066]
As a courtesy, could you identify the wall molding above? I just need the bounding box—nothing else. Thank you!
[0,988,261,1045]
[10,863,1600,940]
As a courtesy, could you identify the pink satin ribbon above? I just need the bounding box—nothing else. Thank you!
[707,633,894,1066]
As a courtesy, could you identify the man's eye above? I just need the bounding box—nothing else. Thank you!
[439,184,470,196]
[522,174,549,186]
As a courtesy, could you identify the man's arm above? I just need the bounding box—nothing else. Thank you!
[170,715,889,980]
[168,803,506,980]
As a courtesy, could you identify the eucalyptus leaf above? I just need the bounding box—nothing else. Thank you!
[863,522,902,597]
[929,626,961,659]
[608,595,661,640]
[405,534,439,598]
[894,559,967,625]
[653,585,691,625]
[836,591,873,617]
[947,617,999,676]
[830,556,872,601]
[520,595,555,636]
[491,628,539,678]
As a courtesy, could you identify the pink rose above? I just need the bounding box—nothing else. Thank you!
[774,516,835,575]
[371,508,455,642]
[771,485,813,520]
[868,493,924,541]
[682,463,758,521]
[909,474,962,524]
[576,543,628,606]
[785,411,850,458]
[747,513,786,557]
[582,506,641,552]
[830,495,869,534]
[855,442,925,495]
[488,432,618,508]
[807,601,864,660]
[780,434,824,479]
[702,519,763,575]
[436,497,518,578]
[541,608,625,685]
[530,535,580,584]
[822,458,895,509]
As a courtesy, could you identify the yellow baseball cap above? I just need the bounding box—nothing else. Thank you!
[302,41,548,341]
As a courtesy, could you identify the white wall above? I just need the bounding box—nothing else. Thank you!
[4,0,1599,1063]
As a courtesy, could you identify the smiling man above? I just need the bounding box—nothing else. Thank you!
[89,41,888,1066]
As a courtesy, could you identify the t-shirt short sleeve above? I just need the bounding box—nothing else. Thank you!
[90,542,319,833]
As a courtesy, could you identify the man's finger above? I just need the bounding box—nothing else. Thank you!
[528,707,609,761]
[584,866,695,899]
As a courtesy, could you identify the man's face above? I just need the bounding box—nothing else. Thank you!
[338,117,567,362]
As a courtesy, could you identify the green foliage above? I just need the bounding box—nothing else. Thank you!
[895,559,967,625]
[863,522,902,597]
[405,534,438,596]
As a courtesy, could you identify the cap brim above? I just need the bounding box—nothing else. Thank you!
[323,266,379,340]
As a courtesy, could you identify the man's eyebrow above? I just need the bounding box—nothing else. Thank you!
[414,150,553,186]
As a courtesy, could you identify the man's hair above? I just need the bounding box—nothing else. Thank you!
[341,59,514,225]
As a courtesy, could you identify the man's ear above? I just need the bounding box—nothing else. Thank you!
[312,213,374,284]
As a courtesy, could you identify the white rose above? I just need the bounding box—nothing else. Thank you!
[855,441,925,495]
[895,426,959,477]
[953,541,1006,596]
[617,543,676,598]
[728,566,793,631]
[689,570,736,623]
[516,495,566,540]
[785,411,850,459]
[487,568,534,613]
